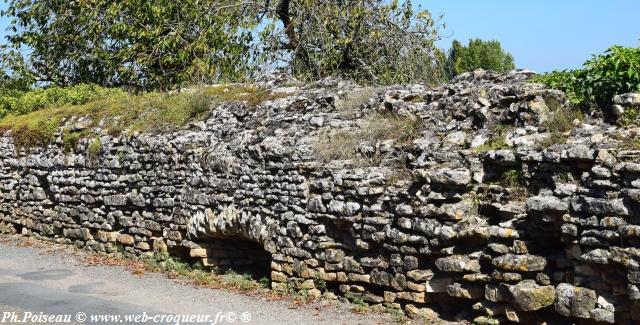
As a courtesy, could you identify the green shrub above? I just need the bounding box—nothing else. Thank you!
[0,84,125,118]
[87,138,102,157]
[9,118,61,150]
[499,167,528,200]
[533,46,640,111]
[259,276,270,289]
[62,130,88,152]
[531,70,585,105]
[314,278,327,292]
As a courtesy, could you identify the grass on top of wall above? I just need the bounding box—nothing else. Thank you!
[0,84,285,150]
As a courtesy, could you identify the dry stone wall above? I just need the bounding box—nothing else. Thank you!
[1,71,640,324]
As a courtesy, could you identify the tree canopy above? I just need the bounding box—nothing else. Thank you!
[0,0,255,89]
[0,0,446,89]
[446,38,515,76]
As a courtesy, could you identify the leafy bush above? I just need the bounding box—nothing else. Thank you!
[531,70,584,105]
[533,46,640,109]
[0,84,125,118]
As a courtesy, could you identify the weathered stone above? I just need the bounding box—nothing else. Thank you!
[343,257,364,273]
[419,168,471,186]
[396,291,425,303]
[307,196,326,213]
[117,233,135,246]
[554,283,597,318]
[370,270,393,287]
[525,196,568,213]
[271,271,287,283]
[590,308,615,323]
[405,304,439,321]
[104,195,128,206]
[0,71,638,324]
[63,228,92,240]
[580,248,610,264]
[562,145,596,161]
[446,283,484,299]
[486,150,518,166]
[492,254,547,272]
[135,241,150,250]
[150,237,167,252]
[96,230,118,243]
[506,280,555,311]
[426,277,454,293]
[407,269,434,282]
[614,92,640,107]
[324,249,345,263]
[435,255,481,273]
[590,295,616,323]
[571,197,629,216]
[395,204,413,216]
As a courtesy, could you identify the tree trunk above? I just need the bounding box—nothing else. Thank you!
[276,0,317,76]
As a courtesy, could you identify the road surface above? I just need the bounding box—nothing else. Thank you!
[0,237,390,325]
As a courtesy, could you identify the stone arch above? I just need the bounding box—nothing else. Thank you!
[186,205,277,279]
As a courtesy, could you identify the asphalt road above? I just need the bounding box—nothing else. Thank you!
[0,239,389,325]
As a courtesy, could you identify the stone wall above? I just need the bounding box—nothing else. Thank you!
[1,71,640,324]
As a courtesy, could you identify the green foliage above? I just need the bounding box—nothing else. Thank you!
[383,303,406,323]
[113,243,126,255]
[7,118,61,150]
[531,70,584,105]
[62,130,88,152]
[502,168,526,188]
[224,271,259,291]
[446,38,515,76]
[260,0,446,85]
[87,137,103,157]
[556,171,573,183]
[144,251,192,276]
[1,0,256,89]
[292,288,311,302]
[259,276,270,289]
[314,278,327,292]
[0,84,124,118]
[620,107,640,126]
[495,167,528,200]
[0,84,282,149]
[1,0,445,89]
[345,292,368,312]
[533,46,640,111]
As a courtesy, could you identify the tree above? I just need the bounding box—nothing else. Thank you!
[258,0,446,85]
[1,0,256,89]
[446,38,515,76]
[0,0,446,89]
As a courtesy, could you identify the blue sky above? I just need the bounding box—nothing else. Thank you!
[0,1,638,73]
[420,0,640,72]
